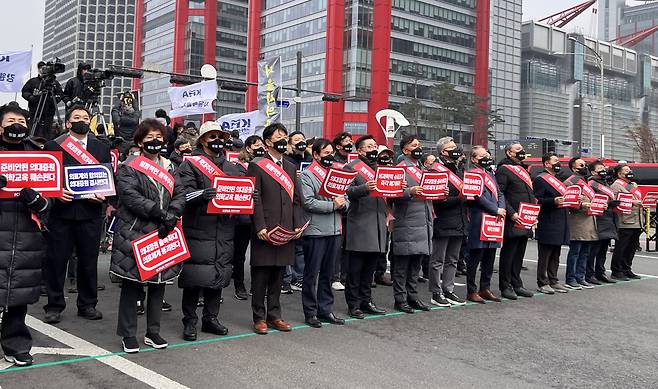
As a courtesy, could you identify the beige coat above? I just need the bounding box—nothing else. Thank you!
[610,180,643,229]
[565,175,598,241]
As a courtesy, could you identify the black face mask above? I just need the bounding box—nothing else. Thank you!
[320,154,334,168]
[552,163,562,173]
[365,150,379,161]
[295,141,307,152]
[478,157,494,169]
[597,169,607,178]
[180,148,192,155]
[224,140,233,150]
[626,171,635,181]
[70,121,90,135]
[411,147,423,160]
[143,139,163,154]
[576,166,589,176]
[3,123,28,140]
[378,156,392,166]
[515,150,526,161]
[208,139,224,152]
[253,147,265,157]
[447,149,461,160]
[272,138,288,154]
[342,143,353,153]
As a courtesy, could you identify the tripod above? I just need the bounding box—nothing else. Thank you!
[84,94,110,136]
[30,80,63,138]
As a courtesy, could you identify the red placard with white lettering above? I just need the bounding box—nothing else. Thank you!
[462,171,484,200]
[642,191,658,208]
[417,172,448,200]
[347,152,359,163]
[615,192,634,214]
[480,214,505,242]
[0,151,63,198]
[372,166,405,198]
[561,185,582,208]
[588,194,609,216]
[319,168,358,198]
[515,202,540,229]
[225,151,240,164]
[110,149,119,174]
[207,176,255,214]
[267,219,311,246]
[131,223,191,281]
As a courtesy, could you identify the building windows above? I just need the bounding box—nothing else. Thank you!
[390,59,474,87]
[392,0,475,28]
[261,0,327,29]
[261,17,326,47]
[391,16,475,48]
[391,38,474,67]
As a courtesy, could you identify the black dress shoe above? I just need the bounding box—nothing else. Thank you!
[611,273,630,281]
[501,288,518,300]
[305,316,322,328]
[596,274,616,284]
[183,323,197,341]
[348,308,365,319]
[625,272,641,280]
[394,302,414,314]
[361,302,386,315]
[318,313,345,325]
[408,300,431,311]
[514,287,534,298]
[44,311,61,324]
[201,318,228,336]
[585,277,602,285]
[77,308,102,320]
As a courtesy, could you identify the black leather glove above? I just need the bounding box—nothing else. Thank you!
[19,188,48,213]
[609,200,621,208]
[148,203,164,221]
[0,175,7,189]
[158,211,178,239]
[202,187,217,201]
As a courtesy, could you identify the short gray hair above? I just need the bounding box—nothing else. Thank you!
[436,136,454,154]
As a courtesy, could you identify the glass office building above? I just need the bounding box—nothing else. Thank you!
[43,0,136,116]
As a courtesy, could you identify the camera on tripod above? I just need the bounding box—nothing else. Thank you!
[83,69,115,98]
[41,59,65,79]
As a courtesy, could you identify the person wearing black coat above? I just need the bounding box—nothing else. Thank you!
[62,63,91,108]
[42,106,111,324]
[428,137,467,307]
[21,61,63,140]
[0,104,50,366]
[110,119,186,353]
[533,153,570,294]
[586,161,619,284]
[177,121,241,341]
[495,144,536,300]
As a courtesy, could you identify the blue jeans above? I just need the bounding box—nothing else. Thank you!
[284,242,306,286]
[566,241,592,283]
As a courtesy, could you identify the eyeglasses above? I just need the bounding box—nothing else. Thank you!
[207,134,220,140]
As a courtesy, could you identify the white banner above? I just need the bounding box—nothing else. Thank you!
[168,79,217,118]
[0,51,32,93]
[216,110,265,140]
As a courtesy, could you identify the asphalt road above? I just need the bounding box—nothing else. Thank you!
[1,240,658,389]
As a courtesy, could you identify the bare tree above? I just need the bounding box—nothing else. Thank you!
[627,124,658,162]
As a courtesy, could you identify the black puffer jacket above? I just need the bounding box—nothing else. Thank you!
[110,155,186,284]
[0,138,49,308]
[177,150,241,289]
[432,157,468,238]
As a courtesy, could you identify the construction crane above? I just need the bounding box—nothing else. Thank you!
[611,25,658,47]
[538,0,597,28]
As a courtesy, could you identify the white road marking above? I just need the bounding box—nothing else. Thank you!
[8,315,191,389]
[522,259,658,279]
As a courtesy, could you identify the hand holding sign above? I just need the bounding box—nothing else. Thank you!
[462,172,484,200]
[372,167,405,198]
[561,185,582,208]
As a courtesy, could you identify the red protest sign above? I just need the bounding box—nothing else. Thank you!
[347,152,359,163]
[319,168,358,198]
[480,214,505,242]
[0,151,63,198]
[225,151,240,164]
[417,172,448,200]
[615,192,634,214]
[642,191,658,208]
[207,176,255,214]
[267,219,310,246]
[462,171,483,199]
[561,185,582,208]
[372,166,405,198]
[131,224,191,281]
[110,148,119,174]
[515,202,540,229]
[588,194,609,216]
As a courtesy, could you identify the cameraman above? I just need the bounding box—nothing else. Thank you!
[111,90,140,147]
[21,61,63,140]
[63,63,91,108]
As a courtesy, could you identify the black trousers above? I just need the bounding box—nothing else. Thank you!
[499,236,528,291]
[345,251,380,310]
[250,265,284,323]
[44,217,102,313]
[467,248,496,294]
[374,253,388,279]
[333,230,348,283]
[232,224,251,288]
[1,305,31,356]
[611,228,642,275]
[302,236,340,317]
[392,254,423,304]
[181,287,222,326]
[117,280,165,338]
[537,243,562,287]
[587,239,611,279]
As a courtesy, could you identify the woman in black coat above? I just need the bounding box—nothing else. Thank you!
[110,119,186,354]
[177,121,241,341]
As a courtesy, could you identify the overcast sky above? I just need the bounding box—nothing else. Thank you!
[0,0,648,105]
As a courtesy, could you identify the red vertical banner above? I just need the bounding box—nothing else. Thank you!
[246,0,262,111]
[323,0,346,141]
[367,0,393,145]
[473,0,491,146]
[132,0,144,91]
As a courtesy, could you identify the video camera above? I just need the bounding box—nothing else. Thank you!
[41,59,65,78]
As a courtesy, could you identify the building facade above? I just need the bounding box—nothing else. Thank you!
[617,1,658,57]
[134,0,248,119]
[43,0,136,116]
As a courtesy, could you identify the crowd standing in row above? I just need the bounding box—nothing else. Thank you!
[0,102,645,366]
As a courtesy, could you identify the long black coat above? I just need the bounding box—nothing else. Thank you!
[533,171,570,246]
[248,154,304,267]
[0,139,49,308]
[588,177,619,240]
[110,156,186,284]
[431,158,468,238]
[177,150,241,289]
[496,158,536,238]
[467,170,505,250]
